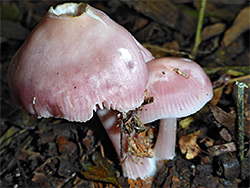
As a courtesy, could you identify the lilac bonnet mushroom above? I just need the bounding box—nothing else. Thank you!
[8,2,151,122]
[140,57,213,160]
[7,2,154,179]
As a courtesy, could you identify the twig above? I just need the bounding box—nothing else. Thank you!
[33,156,60,174]
[228,75,250,84]
[190,0,207,59]
[203,66,250,75]
[236,81,248,179]
[143,43,190,56]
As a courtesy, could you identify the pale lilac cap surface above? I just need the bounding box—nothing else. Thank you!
[140,57,213,124]
[8,3,151,122]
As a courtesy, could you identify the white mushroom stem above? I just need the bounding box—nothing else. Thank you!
[154,118,177,160]
[97,109,156,180]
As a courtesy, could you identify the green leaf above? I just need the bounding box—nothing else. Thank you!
[81,153,120,187]
[0,126,26,149]
[0,2,22,21]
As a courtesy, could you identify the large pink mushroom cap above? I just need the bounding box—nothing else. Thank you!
[140,57,213,160]
[8,3,151,122]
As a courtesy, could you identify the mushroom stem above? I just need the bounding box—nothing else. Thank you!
[154,118,177,160]
[97,109,156,180]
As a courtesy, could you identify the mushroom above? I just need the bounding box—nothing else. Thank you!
[97,109,156,180]
[7,2,154,179]
[8,2,151,122]
[140,57,213,161]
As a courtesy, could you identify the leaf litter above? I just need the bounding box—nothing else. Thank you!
[1,0,249,187]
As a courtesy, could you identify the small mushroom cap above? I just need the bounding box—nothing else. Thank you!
[140,57,213,124]
[8,3,151,122]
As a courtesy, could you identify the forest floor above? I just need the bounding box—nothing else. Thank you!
[1,0,249,187]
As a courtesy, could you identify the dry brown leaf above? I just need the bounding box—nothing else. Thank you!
[82,129,94,151]
[131,17,149,32]
[224,83,233,95]
[222,6,250,47]
[245,103,250,121]
[211,106,236,128]
[210,86,224,106]
[163,41,180,52]
[128,177,153,188]
[205,137,214,148]
[219,128,232,142]
[172,176,180,183]
[210,105,250,138]
[56,136,77,154]
[202,23,226,41]
[178,130,202,160]
[32,172,50,187]
[124,1,196,35]
[207,142,237,156]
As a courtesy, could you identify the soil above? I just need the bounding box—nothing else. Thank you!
[1,1,249,187]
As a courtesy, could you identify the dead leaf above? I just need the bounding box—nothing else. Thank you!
[131,17,149,32]
[203,137,214,148]
[245,103,250,121]
[214,153,240,181]
[178,130,202,160]
[81,153,120,187]
[193,1,238,20]
[32,172,50,187]
[222,6,250,47]
[56,136,77,154]
[163,41,180,52]
[128,177,153,188]
[123,1,196,35]
[207,142,237,156]
[219,128,232,142]
[210,86,224,106]
[211,106,236,128]
[224,83,233,95]
[82,129,95,151]
[172,176,180,183]
[149,41,180,58]
[202,23,226,41]
[210,105,250,138]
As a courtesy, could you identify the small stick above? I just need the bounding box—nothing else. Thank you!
[143,43,190,56]
[236,81,248,179]
[190,0,207,59]
[119,117,124,159]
